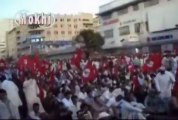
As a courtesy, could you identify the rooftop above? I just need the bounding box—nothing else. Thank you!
[98,0,146,16]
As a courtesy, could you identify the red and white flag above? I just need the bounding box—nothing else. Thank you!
[82,61,98,84]
[71,48,84,69]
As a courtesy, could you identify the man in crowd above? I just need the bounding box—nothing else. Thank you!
[154,66,175,114]
[23,72,45,115]
[1,74,22,119]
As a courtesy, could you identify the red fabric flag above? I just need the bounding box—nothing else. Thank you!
[112,66,119,79]
[39,60,50,75]
[71,48,84,69]
[82,61,97,84]
[142,59,154,73]
[128,64,136,75]
[31,53,40,74]
[57,60,63,72]
[0,59,6,71]
[92,64,98,79]
[17,55,31,72]
[148,53,162,71]
[132,76,140,93]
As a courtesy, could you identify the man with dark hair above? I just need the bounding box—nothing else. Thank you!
[62,91,73,111]
[29,103,41,119]
[77,103,92,120]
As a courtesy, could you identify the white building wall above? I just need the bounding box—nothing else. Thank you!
[99,0,178,49]
[146,0,178,32]
[0,19,16,58]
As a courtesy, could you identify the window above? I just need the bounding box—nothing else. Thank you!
[119,26,130,35]
[36,39,40,42]
[31,31,41,35]
[68,24,71,27]
[31,39,36,43]
[133,4,139,11]
[55,19,58,22]
[83,19,89,21]
[16,31,20,34]
[53,24,58,28]
[79,18,81,21]
[118,8,128,16]
[61,24,64,28]
[16,36,20,40]
[145,21,149,32]
[104,29,113,39]
[134,23,141,34]
[47,31,51,35]
[74,25,78,28]
[61,31,65,35]
[54,31,58,35]
[144,0,159,8]
[74,19,77,22]
[102,14,111,20]
[68,31,72,34]
[67,19,71,22]
[60,19,64,22]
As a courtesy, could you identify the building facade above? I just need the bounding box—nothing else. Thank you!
[0,19,16,58]
[6,13,94,58]
[98,0,178,53]
[93,17,101,32]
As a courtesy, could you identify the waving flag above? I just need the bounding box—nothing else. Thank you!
[147,53,162,71]
[0,59,6,72]
[31,53,40,74]
[71,48,84,69]
[82,61,98,84]
[17,55,31,72]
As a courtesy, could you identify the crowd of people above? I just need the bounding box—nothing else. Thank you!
[0,49,178,120]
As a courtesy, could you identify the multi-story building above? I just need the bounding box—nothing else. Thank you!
[0,19,16,58]
[6,25,29,59]
[93,17,101,32]
[98,0,178,53]
[44,12,94,40]
[6,13,94,58]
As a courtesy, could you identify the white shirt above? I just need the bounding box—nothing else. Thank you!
[62,98,73,110]
[117,100,143,112]
[29,111,40,120]
[23,79,40,102]
[78,92,87,100]
[116,99,143,119]
[172,57,178,75]
[100,89,112,102]
[0,100,11,119]
[106,97,116,107]
[70,102,81,119]
[154,71,175,98]
[112,88,124,97]
[1,80,22,107]
[23,79,45,113]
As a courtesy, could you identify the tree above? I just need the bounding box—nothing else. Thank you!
[75,30,104,51]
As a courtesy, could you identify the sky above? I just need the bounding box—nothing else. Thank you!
[0,0,112,19]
